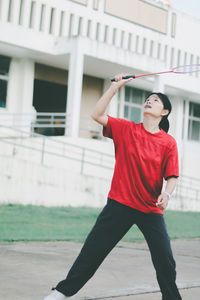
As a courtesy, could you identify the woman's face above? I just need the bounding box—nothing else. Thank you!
[143,94,168,118]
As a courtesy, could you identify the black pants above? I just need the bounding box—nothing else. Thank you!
[55,199,182,300]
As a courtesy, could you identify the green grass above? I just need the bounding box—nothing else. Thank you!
[0,204,200,243]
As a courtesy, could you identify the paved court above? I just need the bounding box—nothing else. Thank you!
[0,239,200,300]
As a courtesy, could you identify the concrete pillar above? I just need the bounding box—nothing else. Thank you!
[6,58,35,130]
[66,44,84,137]
[88,0,105,12]
[1,0,9,22]
[181,99,189,175]
[103,79,118,117]
[99,0,105,13]
[168,96,184,171]
[87,0,93,9]
[153,75,165,93]
[118,86,125,118]
[12,0,21,25]
[169,97,181,137]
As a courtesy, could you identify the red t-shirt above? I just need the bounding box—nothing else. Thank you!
[103,116,179,215]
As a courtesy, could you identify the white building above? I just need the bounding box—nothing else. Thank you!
[0,0,200,207]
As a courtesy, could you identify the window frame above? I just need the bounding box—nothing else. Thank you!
[0,55,10,109]
[188,101,200,142]
[122,86,150,123]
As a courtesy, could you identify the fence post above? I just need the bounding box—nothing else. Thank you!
[63,143,65,156]
[81,148,85,175]
[41,136,45,165]
[100,152,103,165]
[51,114,54,126]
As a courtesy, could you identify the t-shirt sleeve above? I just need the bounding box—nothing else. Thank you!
[103,115,131,142]
[163,141,179,180]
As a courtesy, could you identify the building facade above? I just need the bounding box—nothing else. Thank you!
[0,0,200,179]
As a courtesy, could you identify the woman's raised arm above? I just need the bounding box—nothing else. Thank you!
[91,74,132,127]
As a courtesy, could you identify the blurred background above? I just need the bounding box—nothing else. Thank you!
[0,0,200,211]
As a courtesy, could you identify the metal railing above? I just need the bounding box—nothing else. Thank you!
[0,111,70,126]
[174,175,200,210]
[178,175,200,191]
[0,124,114,175]
[0,123,199,209]
[0,112,104,139]
[0,112,71,135]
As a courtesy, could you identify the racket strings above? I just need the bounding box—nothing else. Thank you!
[173,64,200,73]
[110,64,200,82]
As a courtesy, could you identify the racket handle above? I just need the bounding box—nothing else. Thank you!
[110,74,135,82]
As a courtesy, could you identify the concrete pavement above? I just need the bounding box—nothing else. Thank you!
[0,239,200,300]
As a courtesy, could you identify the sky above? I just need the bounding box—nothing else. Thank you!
[170,0,200,20]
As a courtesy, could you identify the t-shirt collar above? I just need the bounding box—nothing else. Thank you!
[141,123,164,136]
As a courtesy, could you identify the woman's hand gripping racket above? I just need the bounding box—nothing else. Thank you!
[111,73,133,92]
[110,64,200,82]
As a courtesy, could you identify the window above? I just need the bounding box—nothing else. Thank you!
[171,13,176,37]
[49,8,56,34]
[96,22,100,40]
[87,20,91,37]
[124,87,150,123]
[112,28,117,45]
[184,52,187,65]
[0,55,11,108]
[29,1,36,29]
[182,100,186,140]
[68,13,74,36]
[164,45,168,61]
[142,38,146,54]
[190,54,194,65]
[170,47,174,68]
[196,56,199,78]
[189,54,194,77]
[150,40,154,57]
[188,102,200,141]
[77,16,83,36]
[19,0,24,25]
[135,35,139,53]
[93,0,99,10]
[8,0,13,22]
[128,33,132,51]
[157,43,161,59]
[72,0,87,5]
[39,4,45,31]
[177,49,181,66]
[0,80,8,108]
[104,25,108,43]
[120,31,125,48]
[59,11,65,36]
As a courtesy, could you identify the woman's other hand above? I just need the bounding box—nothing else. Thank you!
[156,193,169,210]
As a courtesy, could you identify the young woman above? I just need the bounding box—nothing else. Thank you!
[44,74,182,300]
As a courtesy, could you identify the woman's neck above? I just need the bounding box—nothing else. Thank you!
[143,116,161,134]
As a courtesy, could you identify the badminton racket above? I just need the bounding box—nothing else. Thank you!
[110,64,200,81]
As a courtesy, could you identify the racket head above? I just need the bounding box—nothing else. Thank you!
[172,64,200,74]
